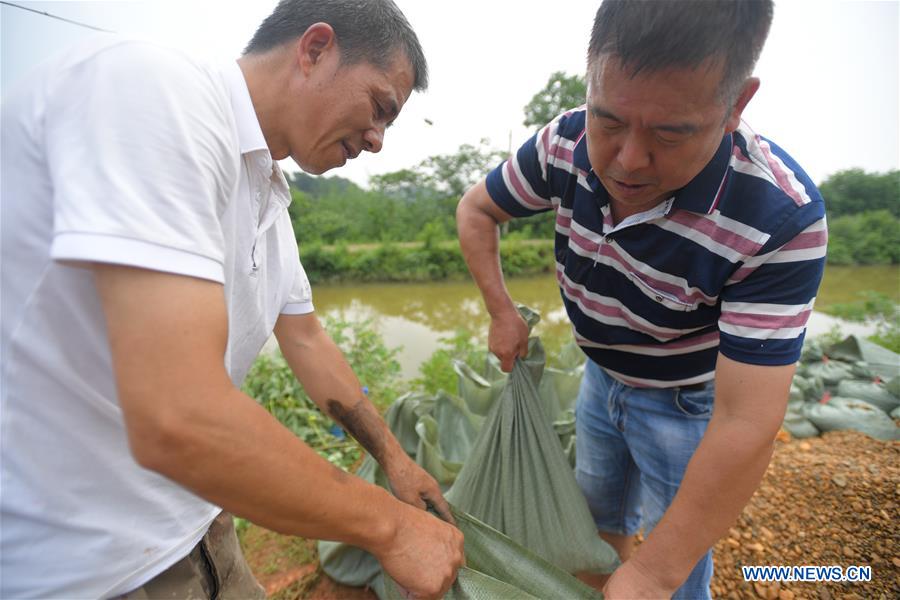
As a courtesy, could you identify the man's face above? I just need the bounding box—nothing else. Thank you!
[288,50,414,175]
[586,56,743,211]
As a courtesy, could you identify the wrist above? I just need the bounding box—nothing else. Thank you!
[627,549,682,594]
[356,485,404,554]
[487,298,518,320]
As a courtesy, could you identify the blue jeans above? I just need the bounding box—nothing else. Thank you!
[574,360,715,600]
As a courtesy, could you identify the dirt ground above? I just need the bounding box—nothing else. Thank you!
[241,430,899,599]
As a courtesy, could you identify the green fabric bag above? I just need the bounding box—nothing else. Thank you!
[802,397,900,441]
[827,335,900,381]
[384,509,603,600]
[836,380,900,415]
[446,337,619,575]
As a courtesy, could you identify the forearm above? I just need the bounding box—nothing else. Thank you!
[631,414,777,590]
[456,182,516,318]
[276,320,406,471]
[136,382,399,552]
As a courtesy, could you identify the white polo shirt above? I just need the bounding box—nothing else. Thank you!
[1,37,313,598]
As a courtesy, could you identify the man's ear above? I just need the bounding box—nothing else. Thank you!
[724,77,760,133]
[295,22,337,76]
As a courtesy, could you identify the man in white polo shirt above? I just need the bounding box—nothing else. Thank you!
[0,1,464,598]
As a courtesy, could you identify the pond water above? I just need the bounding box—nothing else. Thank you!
[308,265,899,380]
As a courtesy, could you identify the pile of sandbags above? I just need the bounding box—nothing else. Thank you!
[784,335,900,441]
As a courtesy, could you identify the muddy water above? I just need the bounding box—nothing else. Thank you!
[310,266,899,380]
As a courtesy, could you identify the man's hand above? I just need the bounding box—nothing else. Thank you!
[603,559,674,599]
[375,504,465,600]
[488,309,529,372]
[383,452,455,525]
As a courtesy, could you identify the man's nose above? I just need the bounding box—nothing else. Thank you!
[616,132,651,173]
[363,126,385,154]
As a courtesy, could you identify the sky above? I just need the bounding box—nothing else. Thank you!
[2,0,898,188]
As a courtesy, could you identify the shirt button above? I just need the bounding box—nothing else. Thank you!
[257,157,268,168]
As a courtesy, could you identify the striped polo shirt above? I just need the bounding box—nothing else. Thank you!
[486,107,827,388]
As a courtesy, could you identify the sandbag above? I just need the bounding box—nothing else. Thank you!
[782,402,820,439]
[801,359,855,387]
[827,335,900,381]
[453,361,504,416]
[791,374,826,403]
[385,392,436,457]
[885,375,900,398]
[892,405,900,420]
[446,336,619,575]
[802,397,900,441]
[384,509,602,600]
[836,380,900,415]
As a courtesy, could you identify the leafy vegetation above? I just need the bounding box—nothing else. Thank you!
[822,291,900,353]
[412,329,487,396]
[301,239,555,284]
[817,169,899,219]
[241,317,403,470]
[825,209,900,266]
[817,169,899,266]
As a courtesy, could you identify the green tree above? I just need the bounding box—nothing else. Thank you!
[818,169,899,219]
[373,139,507,201]
[523,71,587,129]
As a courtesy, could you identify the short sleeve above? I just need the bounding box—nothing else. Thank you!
[485,118,561,217]
[281,258,314,315]
[46,41,238,283]
[718,206,827,365]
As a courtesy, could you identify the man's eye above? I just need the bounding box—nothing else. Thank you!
[657,133,686,145]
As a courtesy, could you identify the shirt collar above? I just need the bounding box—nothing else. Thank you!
[221,60,269,155]
[672,133,733,214]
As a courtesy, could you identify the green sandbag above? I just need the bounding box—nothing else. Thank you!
[384,509,602,600]
[543,365,585,413]
[836,380,900,415]
[554,409,577,467]
[453,360,504,416]
[557,340,587,370]
[788,382,805,404]
[800,337,825,363]
[802,397,900,441]
[827,335,900,381]
[885,376,900,398]
[446,337,619,575]
[792,374,826,403]
[801,359,855,387]
[484,353,509,383]
[321,459,603,600]
[431,391,485,462]
[891,405,900,420]
[415,416,465,488]
[782,404,820,438]
[386,392,436,457]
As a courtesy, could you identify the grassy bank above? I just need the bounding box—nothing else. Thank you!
[300,239,555,284]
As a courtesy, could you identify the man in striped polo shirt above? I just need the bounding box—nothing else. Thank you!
[457,1,826,598]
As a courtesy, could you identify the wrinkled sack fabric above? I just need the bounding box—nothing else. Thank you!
[445,337,618,575]
[320,308,615,598]
[784,335,900,440]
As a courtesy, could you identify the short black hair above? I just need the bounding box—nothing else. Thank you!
[244,0,428,91]
[588,0,773,103]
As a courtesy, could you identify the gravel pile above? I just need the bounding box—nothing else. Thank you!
[711,430,899,600]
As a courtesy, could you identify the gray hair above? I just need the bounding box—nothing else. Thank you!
[588,0,773,104]
[244,0,428,91]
